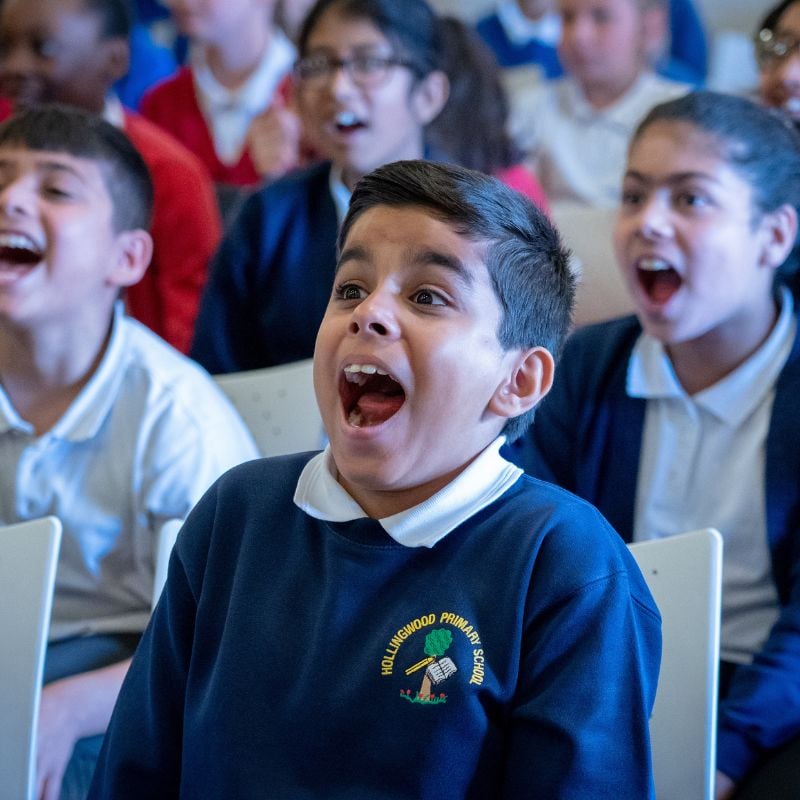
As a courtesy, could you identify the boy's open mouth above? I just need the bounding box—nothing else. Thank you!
[637,257,681,305]
[340,364,405,428]
[334,111,366,134]
[0,232,43,269]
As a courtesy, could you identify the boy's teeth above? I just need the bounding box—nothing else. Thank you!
[336,111,359,126]
[0,232,39,251]
[638,257,670,271]
[344,363,388,375]
[785,97,800,114]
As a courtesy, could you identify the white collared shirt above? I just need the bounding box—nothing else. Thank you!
[294,437,522,548]
[0,304,258,640]
[191,30,295,165]
[508,72,689,207]
[495,1,561,47]
[328,166,352,228]
[629,288,796,663]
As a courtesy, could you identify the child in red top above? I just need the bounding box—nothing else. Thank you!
[141,0,300,186]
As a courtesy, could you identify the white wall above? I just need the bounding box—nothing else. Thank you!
[695,0,764,37]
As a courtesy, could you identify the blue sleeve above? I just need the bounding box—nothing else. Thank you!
[503,507,661,798]
[114,23,178,110]
[668,0,708,80]
[190,190,270,374]
[717,568,800,781]
[87,494,212,797]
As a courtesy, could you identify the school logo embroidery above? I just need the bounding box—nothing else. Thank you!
[380,612,485,705]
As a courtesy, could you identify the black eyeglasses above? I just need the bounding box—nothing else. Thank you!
[294,53,416,89]
[756,28,800,66]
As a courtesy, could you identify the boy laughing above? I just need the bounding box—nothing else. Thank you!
[91,160,660,799]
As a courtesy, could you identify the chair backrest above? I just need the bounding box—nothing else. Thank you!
[151,519,184,609]
[214,359,325,458]
[628,528,723,800]
[0,516,62,800]
[550,203,635,328]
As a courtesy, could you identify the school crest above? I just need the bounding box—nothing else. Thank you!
[380,612,485,705]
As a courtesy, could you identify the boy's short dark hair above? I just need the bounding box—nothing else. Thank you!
[340,160,575,441]
[83,0,133,40]
[0,104,153,232]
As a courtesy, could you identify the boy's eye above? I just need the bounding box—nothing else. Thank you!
[335,282,366,301]
[412,288,446,306]
[677,191,710,210]
[32,37,59,59]
[43,184,74,200]
[620,187,645,207]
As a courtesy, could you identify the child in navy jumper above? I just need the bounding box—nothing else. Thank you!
[507,91,800,799]
[90,160,661,799]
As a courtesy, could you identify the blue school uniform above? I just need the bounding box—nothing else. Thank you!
[506,314,800,781]
[89,452,660,798]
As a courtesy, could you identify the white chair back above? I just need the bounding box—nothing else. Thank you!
[214,359,324,458]
[550,203,634,328]
[151,519,184,609]
[628,528,723,800]
[0,516,62,800]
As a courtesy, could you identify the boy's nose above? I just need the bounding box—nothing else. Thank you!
[327,62,360,99]
[0,41,37,77]
[0,179,34,216]
[635,197,672,240]
[774,51,800,88]
[348,292,400,339]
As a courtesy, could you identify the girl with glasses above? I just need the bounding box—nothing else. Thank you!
[190,0,449,375]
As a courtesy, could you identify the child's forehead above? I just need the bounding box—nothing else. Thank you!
[339,205,495,285]
[2,0,97,29]
[558,0,640,13]
[0,145,110,189]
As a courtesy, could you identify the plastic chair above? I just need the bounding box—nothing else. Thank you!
[550,202,635,328]
[0,516,62,800]
[214,359,325,458]
[151,519,184,608]
[628,528,723,800]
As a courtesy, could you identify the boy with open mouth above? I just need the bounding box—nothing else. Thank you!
[91,160,660,799]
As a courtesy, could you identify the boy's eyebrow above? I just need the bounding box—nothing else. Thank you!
[624,169,721,187]
[408,247,475,287]
[337,244,475,287]
[0,157,87,182]
[337,244,369,272]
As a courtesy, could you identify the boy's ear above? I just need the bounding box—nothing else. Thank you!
[410,70,450,127]
[99,36,130,84]
[758,203,798,270]
[488,346,555,421]
[107,229,153,289]
[640,5,668,65]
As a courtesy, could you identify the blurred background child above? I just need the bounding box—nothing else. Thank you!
[507,91,800,800]
[755,0,800,126]
[509,0,689,209]
[190,0,448,374]
[0,0,222,354]
[427,16,549,211]
[140,0,300,189]
[0,104,256,800]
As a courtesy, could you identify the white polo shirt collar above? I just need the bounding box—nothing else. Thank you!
[294,436,522,548]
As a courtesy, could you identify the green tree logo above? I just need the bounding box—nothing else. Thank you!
[402,629,458,704]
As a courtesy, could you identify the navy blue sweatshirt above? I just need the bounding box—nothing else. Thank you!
[90,453,660,799]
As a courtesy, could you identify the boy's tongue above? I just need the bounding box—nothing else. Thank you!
[351,392,404,427]
[640,267,681,305]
